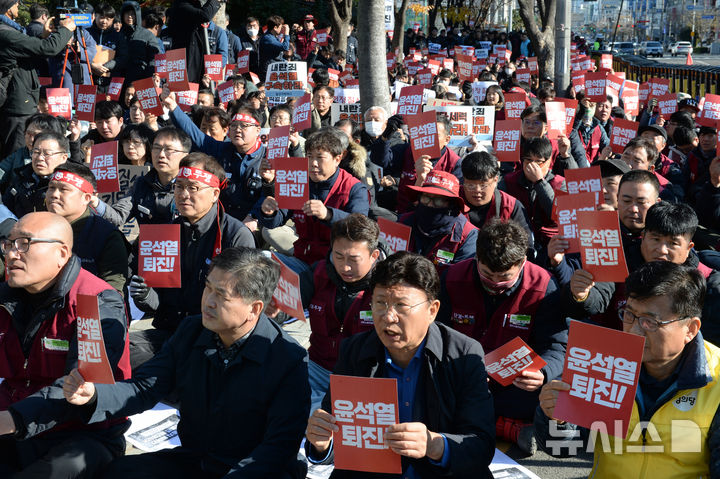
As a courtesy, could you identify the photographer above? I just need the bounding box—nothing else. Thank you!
[0,0,76,158]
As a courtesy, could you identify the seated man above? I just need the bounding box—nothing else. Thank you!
[81,100,125,147]
[440,219,567,454]
[400,170,478,268]
[92,127,191,226]
[129,153,254,367]
[621,135,679,203]
[3,131,72,217]
[45,162,129,294]
[305,252,495,477]
[0,212,130,477]
[535,261,720,477]
[305,213,380,411]
[61,247,310,478]
[461,151,531,235]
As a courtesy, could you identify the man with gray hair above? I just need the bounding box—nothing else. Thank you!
[62,247,311,478]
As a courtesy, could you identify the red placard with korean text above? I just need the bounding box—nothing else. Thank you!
[166,48,190,91]
[621,80,639,116]
[503,92,529,119]
[107,77,124,101]
[90,141,120,193]
[528,57,538,74]
[316,29,329,46]
[576,210,629,282]
[217,80,234,106]
[327,68,341,88]
[648,77,670,97]
[556,98,578,136]
[584,72,608,102]
[484,337,547,387]
[47,88,72,119]
[415,68,433,87]
[75,84,97,122]
[138,224,181,288]
[76,294,115,384]
[176,83,199,113]
[571,71,586,94]
[266,125,290,161]
[609,118,639,154]
[516,68,531,85]
[493,119,522,162]
[270,252,306,320]
[456,54,474,82]
[555,320,644,438]
[397,85,424,116]
[600,54,613,70]
[656,93,677,120]
[204,54,223,81]
[274,157,309,210]
[132,78,164,116]
[556,192,597,253]
[236,50,250,74]
[154,53,167,78]
[292,93,312,131]
[330,375,401,474]
[377,218,412,255]
[565,166,603,204]
[545,101,566,140]
[406,111,441,160]
[698,94,720,128]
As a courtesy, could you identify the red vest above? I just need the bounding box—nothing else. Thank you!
[397,146,461,213]
[0,269,131,428]
[503,170,564,245]
[485,189,516,223]
[307,261,374,370]
[292,169,361,265]
[580,124,604,164]
[444,259,550,351]
[699,261,714,279]
[400,213,477,269]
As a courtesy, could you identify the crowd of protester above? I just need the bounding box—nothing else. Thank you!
[0,0,719,477]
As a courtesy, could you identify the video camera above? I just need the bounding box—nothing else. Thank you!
[53,4,93,28]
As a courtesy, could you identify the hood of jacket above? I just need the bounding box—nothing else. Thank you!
[120,1,142,29]
[341,141,367,180]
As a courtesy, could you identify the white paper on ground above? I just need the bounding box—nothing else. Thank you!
[125,402,181,452]
[490,449,542,478]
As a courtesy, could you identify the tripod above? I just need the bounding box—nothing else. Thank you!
[59,26,94,90]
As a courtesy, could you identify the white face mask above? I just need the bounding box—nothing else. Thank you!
[365,121,384,138]
[247,27,259,37]
[504,68,513,76]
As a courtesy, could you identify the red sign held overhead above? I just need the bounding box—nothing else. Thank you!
[555,320,644,439]
[176,83,200,113]
[76,294,116,384]
[75,84,97,122]
[544,101,567,140]
[236,50,250,75]
[456,54,474,82]
[565,166,603,204]
[274,157,309,210]
[576,210,629,282]
[406,111,441,160]
[527,57,538,74]
[415,68,433,87]
[584,71,608,102]
[47,88,72,119]
[515,68,531,85]
[556,98,578,136]
[292,93,312,132]
[621,80,639,117]
[397,85,424,116]
[556,192,598,253]
[204,54,223,81]
[90,141,120,193]
[316,29,329,46]
[377,218,412,255]
[600,54,613,70]
[656,93,677,120]
[484,337,547,387]
[217,80,235,106]
[609,118,639,155]
[698,94,720,128]
[107,77,124,101]
[166,48,190,91]
[138,224,182,288]
[133,78,164,116]
[270,252,306,320]
[330,375,401,474]
[503,92,529,119]
[154,53,167,78]
[571,71,586,94]
[493,119,522,162]
[266,125,290,161]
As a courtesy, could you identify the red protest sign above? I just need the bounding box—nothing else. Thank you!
[648,77,670,97]
[90,141,120,193]
[556,192,598,253]
[621,80,639,116]
[274,157,309,210]
[330,375,401,474]
[639,82,650,106]
[406,111,441,160]
[584,72,608,102]
[600,54,613,70]
[609,118,639,155]
[576,210,629,282]
[397,85,424,116]
[176,83,199,113]
[76,294,115,384]
[138,224,182,288]
[271,252,306,320]
[503,92,529,119]
[166,48,190,91]
[415,68,433,87]
[556,98,578,136]
[428,59,441,75]
[327,68,341,88]
[132,78,164,116]
[565,166,603,204]
[204,54,223,81]
[528,57,538,74]
[107,77,124,101]
[47,88,72,119]
[485,337,547,387]
[571,71,586,94]
[75,84,97,122]
[545,101,566,140]
[236,49,250,74]
[579,55,592,71]
[606,74,624,102]
[266,125,290,161]
[443,58,454,71]
[456,54,474,82]
[217,80,235,106]
[555,320,644,438]
[377,218,412,255]
[225,63,236,77]
[316,28,329,46]
[292,93,312,131]
[656,93,677,120]
[386,53,396,70]
[516,68,531,85]
[698,94,720,128]
[154,53,167,78]
[493,119,522,162]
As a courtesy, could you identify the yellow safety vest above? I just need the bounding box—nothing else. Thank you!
[590,341,720,479]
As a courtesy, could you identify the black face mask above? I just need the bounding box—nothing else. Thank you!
[415,204,457,237]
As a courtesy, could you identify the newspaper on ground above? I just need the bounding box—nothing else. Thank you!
[125,402,181,452]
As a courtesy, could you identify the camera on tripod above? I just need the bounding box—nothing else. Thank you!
[53,6,92,28]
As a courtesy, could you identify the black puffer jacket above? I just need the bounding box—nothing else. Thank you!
[119,1,161,83]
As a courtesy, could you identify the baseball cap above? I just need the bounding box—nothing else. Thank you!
[407,170,469,213]
[596,157,630,177]
[638,124,668,142]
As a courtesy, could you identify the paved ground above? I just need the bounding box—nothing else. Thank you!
[642,53,720,67]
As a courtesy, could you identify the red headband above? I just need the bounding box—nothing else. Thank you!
[232,113,260,126]
[50,171,94,194]
[177,166,220,188]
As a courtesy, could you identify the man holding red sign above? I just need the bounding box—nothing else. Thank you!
[536,262,720,478]
[0,212,131,477]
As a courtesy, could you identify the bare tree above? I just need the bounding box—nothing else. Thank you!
[358,0,391,115]
[329,0,353,55]
[518,0,556,78]
[391,0,411,53]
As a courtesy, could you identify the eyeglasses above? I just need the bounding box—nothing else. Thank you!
[522,119,543,128]
[419,194,451,208]
[0,237,64,254]
[464,181,496,192]
[618,307,688,332]
[230,122,258,131]
[314,95,333,102]
[371,299,430,316]
[173,182,214,194]
[124,140,145,150]
[31,150,65,158]
[522,157,550,165]
[151,145,187,156]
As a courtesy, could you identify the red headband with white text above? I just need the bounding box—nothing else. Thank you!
[51,171,94,194]
[177,166,221,188]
